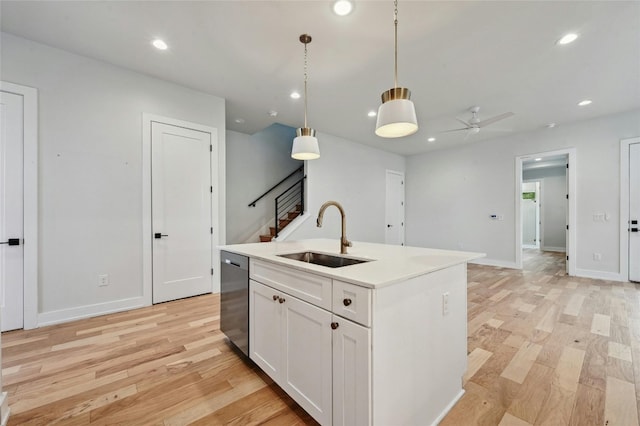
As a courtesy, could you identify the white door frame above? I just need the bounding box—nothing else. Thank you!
[142,114,225,305]
[515,148,576,275]
[1,81,38,330]
[620,137,640,282]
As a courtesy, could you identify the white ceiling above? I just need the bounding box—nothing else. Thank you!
[1,1,639,156]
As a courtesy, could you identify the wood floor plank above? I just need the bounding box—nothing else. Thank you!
[501,342,543,384]
[4,250,637,425]
[604,376,639,426]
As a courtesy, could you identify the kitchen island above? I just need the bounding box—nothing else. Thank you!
[220,239,484,426]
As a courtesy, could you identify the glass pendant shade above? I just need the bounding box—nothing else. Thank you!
[291,127,320,160]
[375,87,418,138]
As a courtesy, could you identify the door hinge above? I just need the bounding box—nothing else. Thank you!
[566,256,569,261]
[210,186,213,193]
[210,145,213,152]
[566,225,569,230]
[211,268,214,275]
[566,194,569,199]
[210,227,213,234]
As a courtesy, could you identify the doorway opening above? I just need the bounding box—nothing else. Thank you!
[516,148,576,275]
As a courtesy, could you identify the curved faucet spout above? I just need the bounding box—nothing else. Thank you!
[316,201,352,254]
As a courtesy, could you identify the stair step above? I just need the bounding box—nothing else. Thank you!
[279,219,291,228]
[288,211,300,220]
[269,227,276,236]
[259,235,273,242]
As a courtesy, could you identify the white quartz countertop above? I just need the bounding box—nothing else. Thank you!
[219,239,485,288]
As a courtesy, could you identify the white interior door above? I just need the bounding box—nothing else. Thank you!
[152,122,212,303]
[0,90,24,331]
[630,143,640,282]
[385,170,405,245]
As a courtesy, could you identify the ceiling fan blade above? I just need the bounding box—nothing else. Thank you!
[456,118,471,127]
[477,112,514,128]
[439,127,469,133]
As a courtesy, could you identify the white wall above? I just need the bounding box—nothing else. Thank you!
[524,166,567,251]
[406,109,640,278]
[286,132,405,244]
[226,124,301,244]
[1,33,226,323]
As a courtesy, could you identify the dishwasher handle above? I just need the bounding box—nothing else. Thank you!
[224,259,241,268]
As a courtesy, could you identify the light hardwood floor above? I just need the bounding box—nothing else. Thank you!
[3,249,639,425]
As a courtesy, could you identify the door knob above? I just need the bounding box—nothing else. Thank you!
[154,233,169,239]
[331,322,339,330]
[0,238,20,246]
[343,298,352,306]
[631,228,639,233]
[387,224,393,228]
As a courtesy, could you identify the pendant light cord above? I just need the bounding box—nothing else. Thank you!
[394,0,398,89]
[303,41,309,128]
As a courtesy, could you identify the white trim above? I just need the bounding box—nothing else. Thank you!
[522,244,538,249]
[0,391,9,426]
[470,258,518,269]
[575,268,624,282]
[142,114,225,302]
[430,389,465,426]
[274,213,312,242]
[620,137,640,283]
[37,297,146,327]
[1,81,38,330]
[515,148,576,275]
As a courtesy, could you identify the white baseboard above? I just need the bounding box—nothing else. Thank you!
[541,246,566,253]
[1,391,9,426]
[470,258,519,269]
[522,244,539,249]
[37,296,147,327]
[575,268,624,282]
[430,389,465,426]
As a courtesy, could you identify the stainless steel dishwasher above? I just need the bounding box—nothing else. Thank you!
[220,250,249,356]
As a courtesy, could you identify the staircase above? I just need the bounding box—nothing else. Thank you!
[248,165,305,243]
[259,204,302,242]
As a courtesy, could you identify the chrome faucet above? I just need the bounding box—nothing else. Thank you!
[317,201,352,254]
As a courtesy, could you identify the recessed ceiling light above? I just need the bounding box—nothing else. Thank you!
[427,137,436,142]
[152,39,168,50]
[546,123,556,128]
[268,110,278,117]
[234,118,245,124]
[557,33,578,45]
[578,99,592,106]
[535,158,542,161]
[290,91,301,99]
[367,110,377,118]
[333,0,353,16]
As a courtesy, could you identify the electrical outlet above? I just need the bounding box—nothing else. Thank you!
[98,274,109,287]
[593,253,602,261]
[442,292,450,316]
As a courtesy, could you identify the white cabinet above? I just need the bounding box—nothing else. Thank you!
[248,258,466,426]
[332,315,371,426]
[249,279,333,425]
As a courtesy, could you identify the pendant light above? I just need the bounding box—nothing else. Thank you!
[375,0,418,138]
[291,34,320,160]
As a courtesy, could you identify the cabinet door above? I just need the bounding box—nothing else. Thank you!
[249,280,282,381]
[282,294,333,425]
[333,316,371,426]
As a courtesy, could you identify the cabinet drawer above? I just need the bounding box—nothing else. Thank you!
[250,259,332,310]
[332,280,372,327]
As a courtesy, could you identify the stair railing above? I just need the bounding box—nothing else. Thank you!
[248,165,304,207]
[274,177,305,238]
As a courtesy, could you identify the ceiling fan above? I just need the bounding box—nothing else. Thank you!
[443,106,514,137]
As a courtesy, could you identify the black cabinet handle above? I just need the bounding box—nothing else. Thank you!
[0,238,20,246]
[331,322,339,330]
[343,298,352,307]
[631,228,639,233]
[154,233,169,239]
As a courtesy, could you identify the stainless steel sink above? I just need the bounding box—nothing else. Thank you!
[277,251,372,268]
